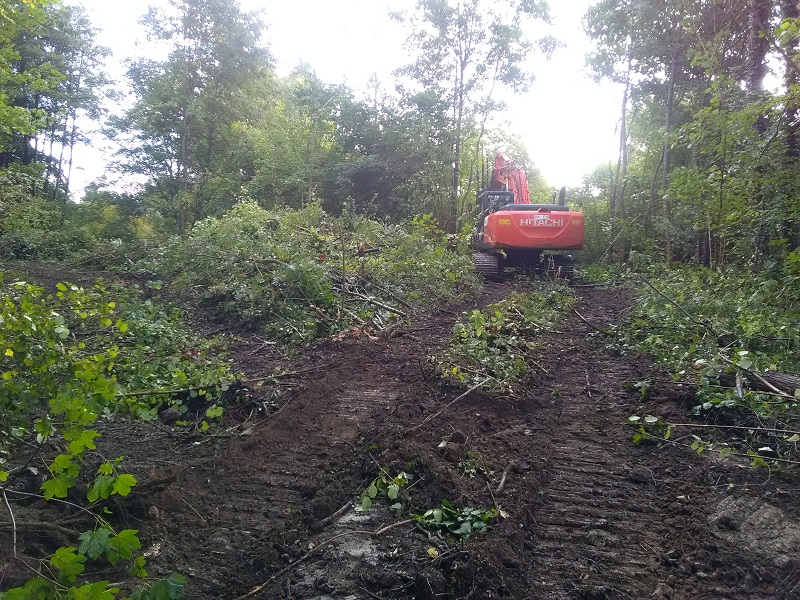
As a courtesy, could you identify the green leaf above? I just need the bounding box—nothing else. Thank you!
[88,475,116,502]
[51,546,86,583]
[387,483,399,500]
[115,318,128,333]
[719,447,733,458]
[129,555,148,579]
[1,577,55,599]
[112,473,137,497]
[70,580,118,600]
[786,434,800,443]
[42,475,75,499]
[67,429,100,456]
[78,528,112,560]
[361,494,372,510]
[147,574,186,600]
[109,529,141,562]
[205,405,223,419]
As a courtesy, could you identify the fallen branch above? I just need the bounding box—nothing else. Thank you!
[407,380,488,433]
[664,422,800,436]
[633,274,714,334]
[345,292,407,318]
[718,355,796,399]
[235,520,415,599]
[0,520,79,539]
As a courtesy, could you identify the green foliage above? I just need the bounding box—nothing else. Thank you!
[457,450,492,478]
[618,265,800,464]
[435,286,574,393]
[0,274,233,597]
[360,470,409,511]
[619,266,799,416]
[627,414,672,446]
[152,203,479,344]
[414,500,498,539]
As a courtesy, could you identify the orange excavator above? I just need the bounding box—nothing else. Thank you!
[473,153,585,279]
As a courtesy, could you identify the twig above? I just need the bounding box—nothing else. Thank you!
[495,461,515,495]
[353,274,413,310]
[664,423,800,436]
[345,291,407,318]
[179,497,208,524]
[2,489,17,557]
[0,520,79,538]
[718,355,794,399]
[407,380,488,432]
[317,500,353,528]
[633,274,714,333]
[570,307,611,335]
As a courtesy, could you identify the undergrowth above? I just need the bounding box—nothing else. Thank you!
[617,264,800,465]
[0,275,237,598]
[434,286,575,394]
[147,203,480,345]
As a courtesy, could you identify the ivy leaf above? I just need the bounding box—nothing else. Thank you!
[78,528,112,560]
[42,475,76,499]
[115,318,128,333]
[112,473,137,497]
[51,547,86,583]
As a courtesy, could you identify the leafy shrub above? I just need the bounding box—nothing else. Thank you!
[151,203,480,344]
[0,275,228,596]
[619,265,800,418]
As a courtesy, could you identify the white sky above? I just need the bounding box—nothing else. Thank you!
[67,0,622,195]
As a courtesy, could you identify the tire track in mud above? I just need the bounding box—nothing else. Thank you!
[136,283,793,599]
[521,289,778,600]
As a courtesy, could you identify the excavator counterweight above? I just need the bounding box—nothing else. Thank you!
[473,153,585,279]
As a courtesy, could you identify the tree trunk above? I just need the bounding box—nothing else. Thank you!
[612,51,632,262]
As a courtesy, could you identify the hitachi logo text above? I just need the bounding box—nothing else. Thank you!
[520,216,564,227]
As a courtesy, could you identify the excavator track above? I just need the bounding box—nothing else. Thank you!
[473,251,504,281]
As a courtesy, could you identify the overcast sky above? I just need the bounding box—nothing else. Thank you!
[67,0,622,195]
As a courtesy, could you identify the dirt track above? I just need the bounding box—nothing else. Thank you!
[3,281,800,598]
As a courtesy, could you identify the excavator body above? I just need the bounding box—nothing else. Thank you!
[473,154,585,279]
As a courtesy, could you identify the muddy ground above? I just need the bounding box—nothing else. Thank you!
[2,274,799,599]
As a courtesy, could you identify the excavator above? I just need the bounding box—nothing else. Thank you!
[473,153,585,279]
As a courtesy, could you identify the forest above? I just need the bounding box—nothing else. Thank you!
[1,0,799,598]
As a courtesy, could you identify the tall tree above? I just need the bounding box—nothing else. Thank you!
[109,0,271,234]
[394,0,552,229]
